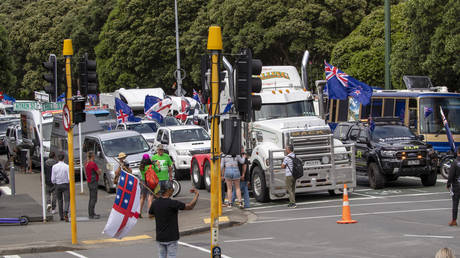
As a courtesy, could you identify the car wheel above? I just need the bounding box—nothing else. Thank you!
[368,162,385,189]
[328,189,338,196]
[172,179,181,197]
[251,166,270,202]
[104,175,113,193]
[191,159,204,189]
[421,169,437,186]
[440,158,453,179]
[204,160,211,192]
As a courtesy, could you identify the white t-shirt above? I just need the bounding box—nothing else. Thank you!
[282,152,296,176]
[221,155,245,168]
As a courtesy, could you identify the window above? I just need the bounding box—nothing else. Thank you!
[162,131,170,144]
[350,128,360,141]
[371,99,382,117]
[330,100,338,123]
[337,99,349,122]
[383,99,394,117]
[333,125,350,140]
[361,103,371,119]
[156,130,163,141]
[359,128,369,140]
[395,99,406,122]
[171,128,210,143]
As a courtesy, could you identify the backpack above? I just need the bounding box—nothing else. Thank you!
[145,164,159,190]
[287,155,304,180]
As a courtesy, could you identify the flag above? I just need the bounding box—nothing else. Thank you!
[192,105,199,125]
[324,61,373,105]
[175,113,188,122]
[424,107,433,118]
[440,107,456,152]
[115,98,140,123]
[180,97,191,113]
[193,89,201,104]
[152,97,173,117]
[103,170,140,239]
[2,93,15,104]
[221,100,233,114]
[144,95,164,123]
[88,94,97,106]
[57,93,66,102]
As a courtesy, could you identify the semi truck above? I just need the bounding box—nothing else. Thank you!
[190,51,356,202]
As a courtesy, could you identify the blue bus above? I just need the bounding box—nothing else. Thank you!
[325,89,460,153]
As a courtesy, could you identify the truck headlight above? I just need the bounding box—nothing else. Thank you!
[321,156,330,164]
[106,163,114,171]
[177,150,190,156]
[265,159,282,167]
[334,154,346,161]
[381,150,396,158]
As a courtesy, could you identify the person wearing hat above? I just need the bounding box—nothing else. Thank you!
[149,181,199,258]
[113,152,132,184]
[151,144,173,185]
[139,153,157,218]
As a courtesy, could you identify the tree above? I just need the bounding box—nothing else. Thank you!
[0,24,16,92]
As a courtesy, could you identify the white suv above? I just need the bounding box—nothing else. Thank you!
[154,125,210,179]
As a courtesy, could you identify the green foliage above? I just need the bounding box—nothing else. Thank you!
[0,24,16,91]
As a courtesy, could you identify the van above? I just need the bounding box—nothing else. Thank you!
[50,113,105,174]
[19,110,54,166]
[82,130,153,192]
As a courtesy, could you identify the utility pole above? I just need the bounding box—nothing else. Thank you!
[207,26,223,258]
[174,0,183,96]
[384,0,391,90]
[63,39,77,244]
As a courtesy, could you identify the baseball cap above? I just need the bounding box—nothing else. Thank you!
[157,144,164,150]
[142,153,150,160]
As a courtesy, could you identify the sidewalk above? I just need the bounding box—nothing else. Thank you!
[0,171,249,255]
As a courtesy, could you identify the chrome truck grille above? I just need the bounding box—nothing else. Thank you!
[287,132,332,163]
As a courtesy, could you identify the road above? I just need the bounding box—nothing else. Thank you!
[3,173,457,258]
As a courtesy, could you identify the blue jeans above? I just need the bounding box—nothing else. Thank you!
[232,181,250,208]
[157,240,178,258]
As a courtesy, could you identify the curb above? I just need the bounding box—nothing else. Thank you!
[0,243,83,256]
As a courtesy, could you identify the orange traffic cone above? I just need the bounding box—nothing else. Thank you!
[337,184,357,224]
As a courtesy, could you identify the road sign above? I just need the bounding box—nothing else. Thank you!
[13,101,39,111]
[34,91,50,102]
[42,102,64,112]
[62,104,71,132]
[212,246,221,258]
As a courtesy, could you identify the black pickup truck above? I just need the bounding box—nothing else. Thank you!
[333,118,436,189]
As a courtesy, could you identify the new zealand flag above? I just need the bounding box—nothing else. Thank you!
[115,98,140,123]
[325,61,373,106]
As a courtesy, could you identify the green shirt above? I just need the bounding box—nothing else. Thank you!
[140,164,159,181]
[151,153,173,181]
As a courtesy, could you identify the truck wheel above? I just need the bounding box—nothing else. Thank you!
[251,166,270,203]
[204,160,211,192]
[421,169,437,186]
[440,158,453,179]
[191,159,204,189]
[104,175,113,193]
[368,163,385,189]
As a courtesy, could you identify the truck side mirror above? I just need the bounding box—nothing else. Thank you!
[418,135,425,141]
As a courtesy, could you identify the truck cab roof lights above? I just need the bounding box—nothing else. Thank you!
[272,90,276,94]
[278,90,283,94]
[286,89,290,93]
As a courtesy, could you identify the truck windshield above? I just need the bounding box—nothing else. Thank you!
[171,128,210,143]
[254,100,315,121]
[42,123,52,141]
[371,125,416,141]
[419,97,460,134]
[127,123,156,133]
[102,135,150,157]
[160,117,180,126]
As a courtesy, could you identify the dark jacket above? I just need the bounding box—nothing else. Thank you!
[45,158,58,186]
[447,157,460,194]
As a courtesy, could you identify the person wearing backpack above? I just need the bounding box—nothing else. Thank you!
[281,144,297,208]
[139,154,154,218]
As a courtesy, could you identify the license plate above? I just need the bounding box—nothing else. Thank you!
[408,160,420,165]
[304,160,321,166]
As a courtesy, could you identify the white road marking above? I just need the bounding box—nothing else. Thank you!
[255,199,449,214]
[251,207,450,224]
[4,255,21,258]
[65,251,88,258]
[404,234,453,239]
[354,188,373,192]
[247,192,449,211]
[409,189,427,193]
[351,192,378,198]
[224,237,274,243]
[405,176,447,183]
[0,186,11,195]
[178,241,232,258]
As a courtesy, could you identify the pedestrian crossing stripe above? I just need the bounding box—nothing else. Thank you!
[81,234,152,245]
[203,216,229,224]
[0,186,11,195]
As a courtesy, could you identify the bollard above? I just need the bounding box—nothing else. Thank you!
[10,161,15,196]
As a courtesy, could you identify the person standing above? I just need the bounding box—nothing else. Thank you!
[51,153,70,221]
[139,154,156,218]
[221,154,245,208]
[151,144,173,186]
[149,181,199,258]
[85,151,101,219]
[447,148,460,226]
[281,144,296,208]
[232,149,250,209]
[44,152,58,214]
[113,152,132,184]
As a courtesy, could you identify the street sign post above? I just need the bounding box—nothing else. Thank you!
[34,91,50,103]
[62,104,71,132]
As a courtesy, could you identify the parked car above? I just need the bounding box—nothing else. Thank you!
[184,114,209,133]
[0,119,20,154]
[82,130,153,192]
[5,124,22,161]
[333,117,436,189]
[153,125,210,179]
[115,120,159,143]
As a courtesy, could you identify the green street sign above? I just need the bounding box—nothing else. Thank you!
[42,102,64,111]
[13,101,38,111]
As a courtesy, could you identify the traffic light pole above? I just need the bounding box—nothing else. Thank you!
[63,39,77,245]
[207,26,223,258]
[51,54,58,102]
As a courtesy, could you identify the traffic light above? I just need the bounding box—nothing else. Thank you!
[42,54,57,101]
[72,96,86,124]
[79,53,98,97]
[235,48,262,122]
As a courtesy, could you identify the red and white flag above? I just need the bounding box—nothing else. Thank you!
[103,171,140,239]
